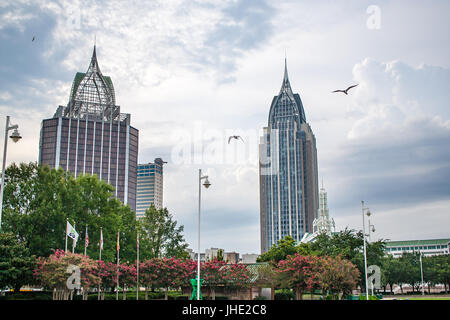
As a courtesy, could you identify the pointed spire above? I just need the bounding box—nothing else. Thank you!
[88,44,101,75]
[279,56,293,96]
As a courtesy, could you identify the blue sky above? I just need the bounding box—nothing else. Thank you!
[1,0,449,254]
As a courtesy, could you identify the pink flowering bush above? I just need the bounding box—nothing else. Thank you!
[34,249,100,300]
[276,253,322,300]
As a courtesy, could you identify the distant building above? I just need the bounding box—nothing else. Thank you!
[224,252,240,264]
[259,59,319,254]
[39,46,138,211]
[385,238,450,258]
[187,248,206,262]
[241,254,259,264]
[136,158,166,218]
[205,248,223,261]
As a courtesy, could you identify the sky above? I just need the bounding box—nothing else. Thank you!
[0,0,449,255]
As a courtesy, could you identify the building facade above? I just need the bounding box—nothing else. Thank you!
[259,60,319,253]
[385,238,450,258]
[136,158,166,218]
[39,46,138,211]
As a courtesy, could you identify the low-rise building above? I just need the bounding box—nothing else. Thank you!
[385,238,450,257]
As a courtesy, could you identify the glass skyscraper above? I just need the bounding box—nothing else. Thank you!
[259,60,319,253]
[136,158,166,218]
[38,46,139,211]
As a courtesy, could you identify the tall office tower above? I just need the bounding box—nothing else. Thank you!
[136,158,166,218]
[259,59,319,253]
[38,46,139,211]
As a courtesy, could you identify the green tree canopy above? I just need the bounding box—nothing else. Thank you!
[137,205,189,260]
[2,162,136,262]
[0,232,36,292]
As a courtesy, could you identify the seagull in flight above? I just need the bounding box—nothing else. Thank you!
[228,135,244,144]
[332,84,358,95]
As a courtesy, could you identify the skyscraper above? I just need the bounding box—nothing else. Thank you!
[136,158,166,218]
[259,59,319,253]
[38,46,139,211]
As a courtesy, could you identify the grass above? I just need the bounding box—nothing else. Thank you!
[399,297,450,300]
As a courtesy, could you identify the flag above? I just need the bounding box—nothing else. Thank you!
[116,231,120,252]
[66,221,79,243]
[85,225,89,248]
[100,228,103,251]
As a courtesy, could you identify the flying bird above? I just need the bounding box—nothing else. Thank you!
[332,84,358,95]
[32,36,35,42]
[228,135,244,144]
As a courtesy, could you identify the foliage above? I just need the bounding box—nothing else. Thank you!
[0,232,36,292]
[2,162,137,262]
[33,250,100,300]
[275,254,322,300]
[257,236,299,263]
[317,255,360,299]
[137,205,189,259]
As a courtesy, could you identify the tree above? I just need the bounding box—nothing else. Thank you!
[119,263,137,300]
[34,250,100,300]
[275,254,322,300]
[137,205,189,259]
[201,258,227,300]
[96,260,118,299]
[2,162,136,262]
[216,249,224,261]
[317,255,360,299]
[257,236,298,263]
[0,232,36,293]
[255,263,277,300]
[151,257,192,300]
[309,228,386,291]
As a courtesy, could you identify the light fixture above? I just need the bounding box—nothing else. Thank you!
[203,177,211,189]
[9,129,22,143]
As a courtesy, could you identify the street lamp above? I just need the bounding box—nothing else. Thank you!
[0,116,22,231]
[197,169,211,300]
[361,200,372,300]
[419,250,425,296]
[367,212,376,242]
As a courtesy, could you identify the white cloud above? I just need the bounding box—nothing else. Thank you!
[1,1,450,254]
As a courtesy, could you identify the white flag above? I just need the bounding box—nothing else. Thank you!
[66,221,79,243]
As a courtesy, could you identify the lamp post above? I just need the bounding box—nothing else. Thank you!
[419,251,425,296]
[0,116,22,231]
[197,169,211,300]
[361,200,371,300]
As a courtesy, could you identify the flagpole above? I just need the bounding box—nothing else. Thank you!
[136,231,139,300]
[65,219,68,252]
[84,224,87,257]
[99,227,103,261]
[116,230,120,300]
[72,223,76,253]
[98,227,103,301]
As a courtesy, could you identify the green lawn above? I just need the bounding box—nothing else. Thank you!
[403,297,450,300]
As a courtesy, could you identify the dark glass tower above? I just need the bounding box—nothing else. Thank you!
[259,60,319,253]
[38,46,138,211]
